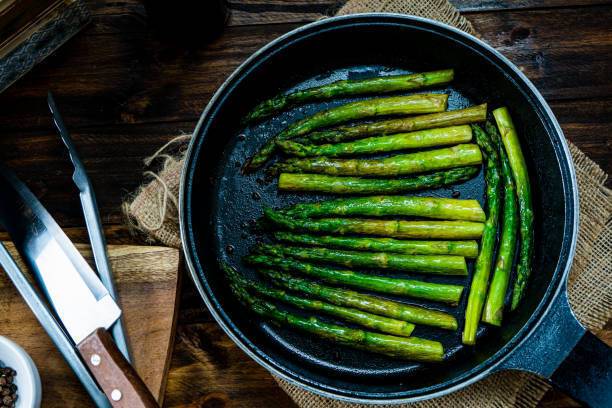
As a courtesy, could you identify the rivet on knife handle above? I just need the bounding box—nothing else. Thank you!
[78,328,159,408]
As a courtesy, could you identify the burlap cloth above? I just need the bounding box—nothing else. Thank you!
[124,1,612,406]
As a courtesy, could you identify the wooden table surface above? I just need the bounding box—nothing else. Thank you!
[0,1,610,406]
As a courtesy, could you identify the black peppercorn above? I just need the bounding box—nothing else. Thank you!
[0,363,17,408]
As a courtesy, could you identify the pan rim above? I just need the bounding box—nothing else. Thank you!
[179,13,579,404]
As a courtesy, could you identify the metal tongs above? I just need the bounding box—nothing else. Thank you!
[47,92,131,361]
[0,94,157,407]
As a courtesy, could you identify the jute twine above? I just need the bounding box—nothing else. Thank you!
[123,1,611,406]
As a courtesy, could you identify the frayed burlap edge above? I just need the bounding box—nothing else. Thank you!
[335,0,476,35]
[122,134,191,249]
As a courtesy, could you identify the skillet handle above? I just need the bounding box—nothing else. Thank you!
[549,330,612,407]
[498,290,612,407]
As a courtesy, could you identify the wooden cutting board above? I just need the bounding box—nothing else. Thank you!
[0,242,181,406]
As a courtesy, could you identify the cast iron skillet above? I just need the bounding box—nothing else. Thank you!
[179,14,611,406]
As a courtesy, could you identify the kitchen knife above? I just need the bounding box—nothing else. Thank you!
[0,164,158,408]
[0,242,112,408]
[48,92,131,363]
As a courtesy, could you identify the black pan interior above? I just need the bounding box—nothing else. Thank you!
[182,16,575,400]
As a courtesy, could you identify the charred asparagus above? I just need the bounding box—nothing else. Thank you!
[280,195,485,222]
[273,232,479,258]
[278,125,472,157]
[243,255,464,304]
[277,167,480,194]
[462,125,501,345]
[493,107,534,311]
[301,104,487,144]
[271,144,483,177]
[246,93,448,171]
[482,121,519,326]
[259,268,458,330]
[223,263,415,336]
[255,244,468,275]
[227,266,445,361]
[263,207,485,239]
[245,69,454,123]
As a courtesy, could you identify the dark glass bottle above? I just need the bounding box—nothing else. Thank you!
[145,0,230,44]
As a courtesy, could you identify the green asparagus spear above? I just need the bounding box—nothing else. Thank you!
[263,207,484,239]
[278,125,472,157]
[462,125,501,345]
[244,69,454,123]
[222,263,416,336]
[255,244,468,275]
[273,232,479,258]
[301,104,487,144]
[271,144,482,177]
[243,254,464,304]
[493,108,534,310]
[482,121,519,326]
[259,268,458,330]
[277,167,480,194]
[280,195,485,222]
[245,94,448,171]
[230,280,445,361]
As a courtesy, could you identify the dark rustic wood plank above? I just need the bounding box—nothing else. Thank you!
[227,0,612,25]
[456,0,612,12]
[470,5,612,101]
[166,325,298,408]
[0,6,609,134]
[0,224,136,244]
[229,0,612,26]
[82,0,612,30]
[166,277,298,408]
[229,0,340,25]
[550,98,612,178]
[0,121,193,227]
[0,22,297,130]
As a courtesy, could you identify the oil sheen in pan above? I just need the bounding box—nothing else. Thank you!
[213,64,487,377]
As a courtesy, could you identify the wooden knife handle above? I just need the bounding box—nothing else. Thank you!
[78,328,159,408]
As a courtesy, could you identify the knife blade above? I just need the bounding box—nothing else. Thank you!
[48,92,131,362]
[0,242,112,408]
[0,164,158,408]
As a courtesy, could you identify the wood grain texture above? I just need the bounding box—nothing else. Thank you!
[0,1,609,407]
[228,0,340,25]
[164,282,298,408]
[226,0,612,23]
[456,0,612,12]
[469,5,612,101]
[0,6,610,131]
[0,242,180,407]
[61,0,612,32]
